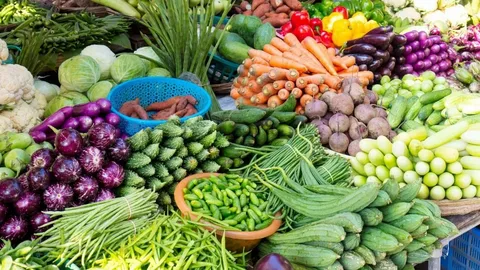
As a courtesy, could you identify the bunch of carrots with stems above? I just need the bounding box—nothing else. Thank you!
[230,34,374,114]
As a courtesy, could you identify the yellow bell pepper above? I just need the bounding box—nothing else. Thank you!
[364,20,380,33]
[350,20,365,39]
[322,12,344,33]
[349,12,368,24]
[332,19,350,31]
[332,28,353,47]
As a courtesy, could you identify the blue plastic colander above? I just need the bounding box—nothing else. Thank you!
[107,77,212,136]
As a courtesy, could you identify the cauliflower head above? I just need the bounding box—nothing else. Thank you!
[423,10,448,24]
[395,7,422,22]
[412,0,438,13]
[0,39,7,65]
[0,64,35,106]
[445,5,469,28]
[384,0,410,11]
[0,91,46,133]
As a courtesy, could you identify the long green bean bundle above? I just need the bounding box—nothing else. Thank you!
[91,212,247,270]
[37,189,158,267]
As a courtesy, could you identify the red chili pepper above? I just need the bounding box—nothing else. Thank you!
[319,31,334,48]
[309,18,323,35]
[290,11,310,29]
[293,25,314,42]
[280,21,293,36]
[333,6,349,19]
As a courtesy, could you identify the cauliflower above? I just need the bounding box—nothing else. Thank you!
[445,5,469,28]
[384,0,410,11]
[0,39,7,65]
[0,64,35,106]
[0,91,46,133]
[412,0,438,13]
[423,10,448,24]
[395,7,422,22]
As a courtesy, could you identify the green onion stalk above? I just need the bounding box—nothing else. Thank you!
[139,0,233,113]
[36,189,158,268]
[91,212,247,270]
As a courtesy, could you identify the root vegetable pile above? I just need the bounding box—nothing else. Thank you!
[118,95,198,120]
[235,0,302,27]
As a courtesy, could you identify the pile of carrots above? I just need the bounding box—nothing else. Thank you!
[119,95,198,120]
[230,34,374,114]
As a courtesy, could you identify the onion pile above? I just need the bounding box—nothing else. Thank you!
[449,25,480,62]
[0,123,129,243]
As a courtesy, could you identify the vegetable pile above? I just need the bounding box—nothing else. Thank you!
[119,95,198,120]
[120,115,229,205]
[0,239,57,269]
[0,0,45,25]
[235,0,302,27]
[453,63,480,93]
[451,24,480,62]
[183,174,273,231]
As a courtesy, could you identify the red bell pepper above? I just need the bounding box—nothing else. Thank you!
[319,31,334,48]
[280,21,293,36]
[333,6,348,19]
[313,36,323,44]
[293,25,314,41]
[310,18,323,35]
[290,11,310,29]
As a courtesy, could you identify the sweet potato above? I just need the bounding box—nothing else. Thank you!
[275,5,290,13]
[185,104,197,116]
[132,105,148,120]
[253,3,271,18]
[175,108,188,117]
[119,98,140,115]
[152,104,176,120]
[284,0,302,10]
[270,0,283,8]
[146,96,182,111]
[240,1,251,11]
[251,0,266,11]
[244,10,253,15]
[130,112,139,119]
[185,95,197,105]
[262,16,290,28]
[176,98,188,111]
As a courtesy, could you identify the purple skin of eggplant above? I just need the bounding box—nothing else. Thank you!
[72,103,101,117]
[105,113,121,126]
[30,111,66,133]
[30,130,47,143]
[254,254,293,270]
[77,116,93,133]
[96,98,112,113]
[61,117,80,129]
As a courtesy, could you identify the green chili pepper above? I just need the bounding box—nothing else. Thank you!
[254,219,273,230]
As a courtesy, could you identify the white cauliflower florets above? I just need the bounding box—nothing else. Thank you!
[384,0,410,11]
[0,39,7,65]
[0,64,35,106]
[0,115,14,133]
[445,5,470,28]
[395,7,422,22]
[412,0,438,13]
[423,10,448,24]
[0,91,46,133]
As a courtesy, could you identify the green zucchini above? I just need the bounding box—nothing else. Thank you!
[238,94,296,112]
[211,108,267,124]
[291,115,308,127]
[387,96,408,128]
[244,135,255,146]
[340,251,365,270]
[419,89,451,105]
[221,145,246,158]
[267,129,279,142]
[376,223,413,246]
[418,104,434,121]
[267,116,280,128]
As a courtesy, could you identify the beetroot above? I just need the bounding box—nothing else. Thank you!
[349,117,368,140]
[78,146,104,174]
[43,184,74,211]
[329,132,349,153]
[108,139,131,162]
[329,113,350,133]
[354,104,377,124]
[95,189,115,202]
[54,128,84,156]
[367,117,391,139]
[88,123,118,150]
[96,161,124,188]
[27,167,51,191]
[30,212,51,233]
[375,108,388,118]
[330,93,354,115]
[305,100,328,120]
[0,216,28,241]
[348,140,362,156]
[73,176,99,202]
[52,156,82,184]
[14,192,41,216]
[312,119,332,145]
[30,149,57,168]
[0,178,23,203]
[0,203,7,223]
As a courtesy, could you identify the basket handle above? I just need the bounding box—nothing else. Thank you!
[7,45,21,52]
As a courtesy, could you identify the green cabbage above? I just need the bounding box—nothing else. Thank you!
[87,80,115,101]
[44,91,89,117]
[58,55,101,92]
[80,45,116,80]
[110,54,147,83]
[147,68,172,77]
[134,47,161,71]
[34,79,60,102]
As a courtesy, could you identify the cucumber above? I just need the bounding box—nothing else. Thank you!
[387,96,408,129]
[271,138,289,146]
[426,111,443,126]
[217,121,236,135]
[404,99,422,121]
[219,40,251,64]
[256,127,267,146]
[238,94,296,113]
[221,145,246,158]
[277,124,295,137]
[244,135,255,146]
[418,104,434,121]
[233,124,250,137]
[376,223,413,246]
[267,116,280,128]
[401,120,423,131]
[419,89,452,105]
[258,119,273,130]
[212,108,267,124]
[291,115,308,127]
[267,129,279,142]
[272,111,297,123]
[340,251,365,270]
[253,22,275,50]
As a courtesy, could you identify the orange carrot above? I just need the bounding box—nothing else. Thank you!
[295,77,308,89]
[341,56,356,67]
[233,77,242,88]
[262,83,277,96]
[338,65,360,74]
[256,73,273,86]
[285,81,295,91]
[231,88,241,99]
[249,64,273,77]
[251,92,270,104]
[291,88,303,98]
[242,58,253,69]
[327,47,336,58]
[263,44,283,56]
[302,37,337,75]
[337,71,374,80]
[332,56,348,70]
[237,87,246,96]
[285,69,300,81]
[284,33,301,47]
[278,89,290,100]
[239,77,249,86]
[268,68,288,80]
[237,65,249,77]
[242,88,255,98]
[248,49,272,62]
[283,51,324,74]
[282,51,303,63]
[304,84,319,96]
[268,95,283,108]
[271,37,291,52]
[322,74,342,89]
[315,93,321,99]
[235,97,254,107]
[272,80,287,90]
[269,55,308,73]
[295,104,305,114]
[300,94,313,107]
[248,80,262,93]
[296,74,324,86]
[252,57,269,65]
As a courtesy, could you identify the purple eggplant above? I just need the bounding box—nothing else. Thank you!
[97,161,124,188]
[105,113,120,126]
[428,54,439,64]
[414,60,425,71]
[30,111,66,133]
[392,46,405,57]
[430,35,442,45]
[423,59,433,69]
[95,189,115,202]
[416,51,425,60]
[43,184,74,211]
[72,102,101,117]
[0,178,23,203]
[28,167,51,191]
[404,30,419,42]
[358,64,368,71]
[368,59,383,71]
[93,117,104,126]
[73,176,99,202]
[410,40,420,52]
[61,118,79,129]
[372,50,389,63]
[397,56,406,65]
[431,64,440,73]
[439,60,451,71]
[14,192,41,216]
[424,48,431,57]
[343,44,376,55]
[78,146,104,173]
[30,212,51,233]
[96,98,112,113]
[29,130,47,144]
[87,123,118,149]
[439,42,448,52]
[0,203,8,223]
[17,173,29,191]
[77,116,93,133]
[254,254,293,270]
[346,34,390,50]
[59,106,73,119]
[406,54,418,65]
[365,26,393,35]
[0,216,28,241]
[52,156,82,184]
[54,128,83,156]
[393,34,407,46]
[350,54,373,65]
[405,45,412,54]
[387,44,393,53]
[108,138,130,162]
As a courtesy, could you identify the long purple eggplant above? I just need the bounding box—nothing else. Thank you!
[350,54,373,65]
[58,106,73,119]
[343,44,376,55]
[30,111,66,133]
[346,34,390,50]
[368,59,383,71]
[72,103,101,117]
[372,50,390,63]
[365,26,393,35]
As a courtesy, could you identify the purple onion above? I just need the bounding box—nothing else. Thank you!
[405,45,412,54]
[30,149,57,168]
[73,176,99,202]
[43,184,74,211]
[0,216,28,241]
[17,173,29,191]
[78,146,104,174]
[27,167,51,192]
[51,156,82,184]
[0,178,23,203]
[87,123,118,150]
[97,161,124,188]
[54,128,83,157]
[108,139,131,162]
[414,61,425,71]
[410,41,420,51]
[93,117,104,126]
[416,51,425,60]
[96,98,112,113]
[14,192,41,216]
[431,44,440,54]
[406,54,418,64]
[95,189,115,202]
[105,113,120,126]
[431,64,440,73]
[30,212,51,233]
[61,118,79,129]
[77,116,93,133]
[424,59,433,69]
[0,203,7,223]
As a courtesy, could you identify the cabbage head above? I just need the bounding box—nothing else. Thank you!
[81,45,116,80]
[147,68,172,77]
[87,80,115,101]
[34,79,60,102]
[134,46,161,71]
[44,91,89,117]
[59,55,101,92]
[110,55,147,83]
